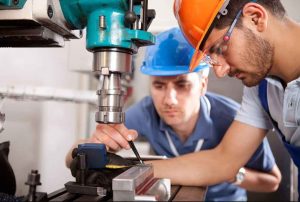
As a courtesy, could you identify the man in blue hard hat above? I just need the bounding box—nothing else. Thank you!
[66,28,281,201]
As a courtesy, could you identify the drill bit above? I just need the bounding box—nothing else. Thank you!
[128,141,144,164]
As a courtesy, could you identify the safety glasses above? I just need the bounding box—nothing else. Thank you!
[189,0,258,71]
[189,8,243,71]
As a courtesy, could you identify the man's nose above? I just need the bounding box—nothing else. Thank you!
[209,54,231,78]
[163,87,178,106]
[212,60,230,78]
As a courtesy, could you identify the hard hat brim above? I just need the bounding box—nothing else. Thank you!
[140,63,209,76]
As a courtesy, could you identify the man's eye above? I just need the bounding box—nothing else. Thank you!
[176,83,189,90]
[209,45,222,55]
[178,84,186,88]
[209,46,216,54]
[153,84,163,89]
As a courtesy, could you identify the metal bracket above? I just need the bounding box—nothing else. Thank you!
[218,0,230,16]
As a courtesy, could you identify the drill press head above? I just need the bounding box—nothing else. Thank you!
[60,0,156,123]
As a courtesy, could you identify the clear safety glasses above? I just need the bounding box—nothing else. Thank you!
[189,8,244,71]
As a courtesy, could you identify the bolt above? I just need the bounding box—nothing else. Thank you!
[13,0,19,5]
[79,30,83,38]
[47,5,53,19]
[99,16,106,29]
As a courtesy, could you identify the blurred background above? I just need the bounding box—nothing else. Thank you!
[0,0,298,200]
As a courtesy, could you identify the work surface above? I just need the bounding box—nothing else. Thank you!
[170,185,207,201]
[47,185,207,201]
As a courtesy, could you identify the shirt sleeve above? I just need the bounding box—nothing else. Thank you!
[235,86,273,130]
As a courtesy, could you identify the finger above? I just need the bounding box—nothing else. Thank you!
[95,132,121,151]
[91,125,122,150]
[97,124,131,150]
[111,124,138,141]
[87,135,111,151]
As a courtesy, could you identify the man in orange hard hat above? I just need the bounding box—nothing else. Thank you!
[148,0,300,198]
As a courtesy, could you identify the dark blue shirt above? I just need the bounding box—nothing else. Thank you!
[125,92,275,201]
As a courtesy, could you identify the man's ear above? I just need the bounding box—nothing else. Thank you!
[242,2,268,32]
[200,76,208,96]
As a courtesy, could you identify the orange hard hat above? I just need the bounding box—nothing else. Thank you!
[174,0,229,49]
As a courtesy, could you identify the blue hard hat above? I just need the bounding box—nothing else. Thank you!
[140,27,209,76]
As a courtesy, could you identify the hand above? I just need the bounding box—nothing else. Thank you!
[88,124,138,152]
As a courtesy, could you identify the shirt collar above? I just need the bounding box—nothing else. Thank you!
[287,76,300,87]
[266,76,300,89]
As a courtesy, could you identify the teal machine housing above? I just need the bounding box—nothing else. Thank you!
[60,0,155,52]
[0,0,26,9]
[60,0,156,124]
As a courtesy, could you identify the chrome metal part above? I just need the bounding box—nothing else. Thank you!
[99,15,106,29]
[112,165,171,201]
[94,49,132,124]
[96,73,125,123]
[93,50,132,74]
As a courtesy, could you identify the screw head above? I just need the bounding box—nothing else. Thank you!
[47,5,53,18]
[13,0,19,5]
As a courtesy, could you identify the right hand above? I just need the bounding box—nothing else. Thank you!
[88,124,138,152]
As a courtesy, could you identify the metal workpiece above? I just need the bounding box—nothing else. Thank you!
[112,165,171,201]
[96,73,125,124]
[93,50,132,74]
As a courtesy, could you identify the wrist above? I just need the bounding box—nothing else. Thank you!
[232,167,246,185]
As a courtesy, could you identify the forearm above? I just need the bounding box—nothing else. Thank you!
[238,166,281,192]
[149,148,237,186]
[149,121,266,187]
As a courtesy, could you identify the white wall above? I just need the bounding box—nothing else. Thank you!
[0,44,89,195]
[148,0,177,33]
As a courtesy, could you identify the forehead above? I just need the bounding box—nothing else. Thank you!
[150,74,195,82]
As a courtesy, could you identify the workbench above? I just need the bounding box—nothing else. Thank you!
[47,185,207,201]
[170,185,207,201]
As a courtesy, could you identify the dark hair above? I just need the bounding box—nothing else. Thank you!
[215,0,286,29]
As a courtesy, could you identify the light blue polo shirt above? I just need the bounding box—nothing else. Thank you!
[235,76,300,145]
[125,92,275,201]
